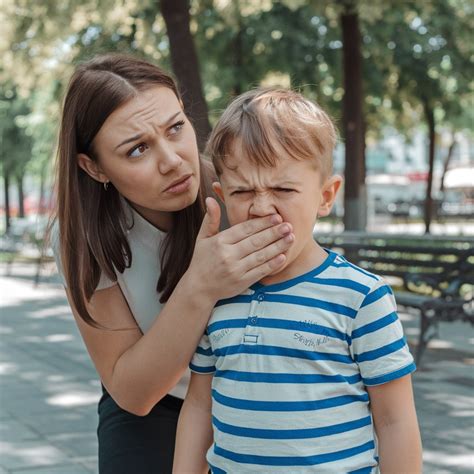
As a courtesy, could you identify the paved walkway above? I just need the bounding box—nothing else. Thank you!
[1,262,473,473]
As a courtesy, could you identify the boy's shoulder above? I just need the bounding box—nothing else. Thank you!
[317,250,386,293]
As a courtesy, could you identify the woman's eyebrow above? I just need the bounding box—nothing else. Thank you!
[115,134,143,150]
[158,110,182,128]
[114,111,183,150]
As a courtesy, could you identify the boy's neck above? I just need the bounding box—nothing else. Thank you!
[259,240,328,286]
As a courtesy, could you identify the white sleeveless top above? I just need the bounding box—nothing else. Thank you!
[53,203,190,399]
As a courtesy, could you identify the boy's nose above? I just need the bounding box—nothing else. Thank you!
[249,193,277,218]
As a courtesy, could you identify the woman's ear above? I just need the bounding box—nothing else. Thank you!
[212,181,225,204]
[318,175,343,218]
[77,153,109,184]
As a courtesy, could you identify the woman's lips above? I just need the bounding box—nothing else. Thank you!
[164,175,193,194]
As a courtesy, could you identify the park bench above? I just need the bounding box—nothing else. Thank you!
[316,231,474,366]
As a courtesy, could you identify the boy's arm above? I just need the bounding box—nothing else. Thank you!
[368,374,422,473]
[173,372,214,474]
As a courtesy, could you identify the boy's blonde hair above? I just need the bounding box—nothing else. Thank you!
[206,88,337,179]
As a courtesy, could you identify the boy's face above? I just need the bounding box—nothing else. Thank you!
[213,143,341,282]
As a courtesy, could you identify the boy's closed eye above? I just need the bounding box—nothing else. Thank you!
[230,188,297,196]
[274,187,296,193]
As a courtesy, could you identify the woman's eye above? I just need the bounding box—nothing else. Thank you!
[231,190,251,196]
[275,188,295,193]
[127,143,149,158]
[169,120,185,136]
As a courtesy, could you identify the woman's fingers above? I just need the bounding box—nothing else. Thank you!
[196,197,221,240]
[240,253,288,287]
[189,213,295,301]
[220,214,283,245]
[239,231,294,276]
[234,222,294,259]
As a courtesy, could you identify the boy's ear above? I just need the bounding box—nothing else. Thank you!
[77,153,109,184]
[318,175,343,218]
[212,181,225,204]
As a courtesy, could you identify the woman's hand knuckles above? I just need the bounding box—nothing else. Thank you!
[243,220,257,236]
[255,251,267,265]
[250,235,263,249]
[218,251,234,269]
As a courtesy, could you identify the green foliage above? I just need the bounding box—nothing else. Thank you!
[361,0,473,136]
[0,0,472,186]
[193,1,344,123]
[0,83,33,180]
[23,83,59,178]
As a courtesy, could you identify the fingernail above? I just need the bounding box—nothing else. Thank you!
[271,214,282,224]
[280,224,290,234]
[284,233,294,243]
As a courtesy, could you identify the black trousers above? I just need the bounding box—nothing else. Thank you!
[97,387,183,474]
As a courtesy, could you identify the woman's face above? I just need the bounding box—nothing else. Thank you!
[89,86,200,230]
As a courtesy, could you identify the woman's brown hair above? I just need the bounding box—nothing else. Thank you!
[54,53,208,327]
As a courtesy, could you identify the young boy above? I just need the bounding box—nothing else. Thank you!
[173,89,422,473]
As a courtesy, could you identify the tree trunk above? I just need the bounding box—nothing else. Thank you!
[4,172,11,232]
[160,0,211,151]
[439,133,456,194]
[341,3,366,231]
[424,104,436,234]
[232,1,243,96]
[17,173,25,218]
[360,116,367,229]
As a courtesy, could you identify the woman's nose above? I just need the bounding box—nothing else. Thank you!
[249,193,277,217]
[157,143,182,174]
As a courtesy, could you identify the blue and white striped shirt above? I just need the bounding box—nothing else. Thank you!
[191,249,416,473]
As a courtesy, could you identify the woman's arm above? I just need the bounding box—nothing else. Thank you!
[68,277,213,416]
[173,373,213,473]
[368,375,422,473]
[68,201,293,415]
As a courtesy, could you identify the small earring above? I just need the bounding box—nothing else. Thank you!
[103,181,109,191]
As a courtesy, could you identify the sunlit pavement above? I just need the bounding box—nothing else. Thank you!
[1,263,473,473]
[1,263,100,474]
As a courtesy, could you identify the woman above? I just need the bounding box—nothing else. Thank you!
[53,53,295,473]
